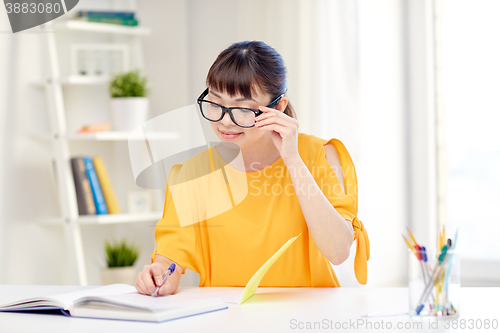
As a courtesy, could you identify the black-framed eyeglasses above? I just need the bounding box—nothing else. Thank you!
[197,88,284,128]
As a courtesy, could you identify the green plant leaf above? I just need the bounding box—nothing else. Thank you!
[109,69,149,98]
[103,238,140,267]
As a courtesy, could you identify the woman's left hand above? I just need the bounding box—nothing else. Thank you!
[255,106,300,165]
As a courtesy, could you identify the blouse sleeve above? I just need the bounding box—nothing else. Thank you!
[313,138,370,285]
[150,164,202,276]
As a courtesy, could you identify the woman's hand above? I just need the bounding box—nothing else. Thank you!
[255,106,300,165]
[135,262,180,296]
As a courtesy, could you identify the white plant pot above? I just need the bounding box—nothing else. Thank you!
[110,97,149,131]
[101,266,137,285]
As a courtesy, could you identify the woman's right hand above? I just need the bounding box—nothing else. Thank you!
[135,258,182,296]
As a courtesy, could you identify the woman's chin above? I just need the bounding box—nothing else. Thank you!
[219,141,241,149]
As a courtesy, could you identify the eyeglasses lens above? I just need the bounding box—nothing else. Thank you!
[200,101,255,127]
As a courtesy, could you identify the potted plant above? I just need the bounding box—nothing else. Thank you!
[101,238,140,285]
[109,69,150,131]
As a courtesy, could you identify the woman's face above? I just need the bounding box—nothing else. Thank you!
[206,86,275,149]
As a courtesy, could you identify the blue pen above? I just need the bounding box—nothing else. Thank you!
[151,263,176,297]
[420,246,430,281]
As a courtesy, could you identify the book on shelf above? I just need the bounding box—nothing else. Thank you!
[72,10,139,27]
[75,10,135,19]
[86,17,138,27]
[0,284,228,323]
[71,158,97,215]
[83,157,108,215]
[93,156,121,214]
[71,156,121,216]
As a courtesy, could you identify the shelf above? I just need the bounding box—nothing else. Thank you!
[41,212,162,225]
[30,76,110,88]
[53,20,152,36]
[69,131,179,141]
[33,131,180,141]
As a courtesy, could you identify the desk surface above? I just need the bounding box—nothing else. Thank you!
[0,285,498,333]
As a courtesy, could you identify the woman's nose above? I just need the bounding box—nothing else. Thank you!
[220,111,234,126]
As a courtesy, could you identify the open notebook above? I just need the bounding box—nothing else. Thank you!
[0,284,229,323]
[0,233,301,322]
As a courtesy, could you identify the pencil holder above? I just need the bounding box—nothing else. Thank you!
[408,248,460,319]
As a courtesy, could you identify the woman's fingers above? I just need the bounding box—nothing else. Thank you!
[134,263,179,296]
[135,264,162,295]
[143,272,159,295]
[135,273,149,295]
[157,280,175,296]
[256,116,297,133]
[256,106,299,126]
[150,263,165,286]
[257,124,294,137]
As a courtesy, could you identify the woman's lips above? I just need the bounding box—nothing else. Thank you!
[219,129,243,139]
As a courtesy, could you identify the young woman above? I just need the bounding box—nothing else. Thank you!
[135,41,369,296]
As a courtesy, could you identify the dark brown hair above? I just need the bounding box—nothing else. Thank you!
[206,41,296,119]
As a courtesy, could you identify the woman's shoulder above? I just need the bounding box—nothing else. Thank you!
[297,133,355,169]
[298,133,341,160]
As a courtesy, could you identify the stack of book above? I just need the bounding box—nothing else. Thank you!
[73,10,139,27]
[71,156,121,215]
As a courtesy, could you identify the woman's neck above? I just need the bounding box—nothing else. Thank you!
[241,135,281,172]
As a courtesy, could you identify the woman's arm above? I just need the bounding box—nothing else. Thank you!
[256,105,354,265]
[285,143,354,265]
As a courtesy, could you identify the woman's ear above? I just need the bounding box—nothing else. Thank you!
[276,96,288,112]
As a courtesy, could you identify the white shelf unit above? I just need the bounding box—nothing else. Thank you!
[36,13,165,286]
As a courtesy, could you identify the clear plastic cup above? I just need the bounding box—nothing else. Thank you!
[408,248,460,319]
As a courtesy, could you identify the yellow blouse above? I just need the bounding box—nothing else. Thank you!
[150,133,370,286]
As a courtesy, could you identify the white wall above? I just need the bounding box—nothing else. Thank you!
[354,0,407,287]
[0,10,16,284]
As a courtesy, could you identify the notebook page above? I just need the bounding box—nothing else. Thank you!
[71,298,227,323]
[74,289,243,311]
[49,284,137,309]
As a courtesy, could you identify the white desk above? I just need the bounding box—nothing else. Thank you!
[0,286,498,333]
